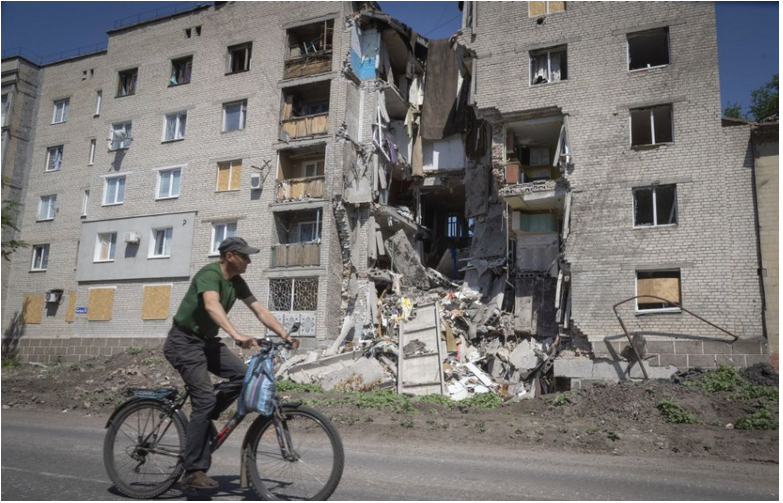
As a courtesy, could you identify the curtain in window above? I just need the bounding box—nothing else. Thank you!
[530,53,548,84]
[549,51,561,82]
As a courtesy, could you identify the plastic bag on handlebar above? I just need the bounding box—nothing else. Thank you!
[237,346,276,417]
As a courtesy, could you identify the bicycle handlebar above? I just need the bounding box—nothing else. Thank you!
[242,322,301,352]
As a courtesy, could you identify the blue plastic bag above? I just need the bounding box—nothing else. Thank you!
[237,349,276,417]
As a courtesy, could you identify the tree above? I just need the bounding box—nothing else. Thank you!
[749,74,778,122]
[1,177,27,261]
[724,102,743,119]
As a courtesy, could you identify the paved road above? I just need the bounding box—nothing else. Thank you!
[1,409,778,500]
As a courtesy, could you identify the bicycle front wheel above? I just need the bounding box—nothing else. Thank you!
[103,400,186,499]
[245,406,344,501]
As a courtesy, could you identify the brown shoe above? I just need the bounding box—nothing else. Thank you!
[181,470,219,490]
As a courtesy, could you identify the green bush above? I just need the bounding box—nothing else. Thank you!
[686,366,778,403]
[415,394,453,407]
[351,390,410,411]
[552,393,570,407]
[461,393,503,410]
[735,409,779,430]
[126,346,143,356]
[1,356,20,369]
[657,399,700,424]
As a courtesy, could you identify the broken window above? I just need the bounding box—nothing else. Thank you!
[636,270,681,312]
[110,122,133,150]
[117,68,138,97]
[530,46,567,85]
[227,43,251,74]
[89,139,96,165]
[52,98,69,124]
[164,112,187,141]
[45,146,63,172]
[529,1,565,17]
[633,184,677,227]
[269,277,318,311]
[95,232,117,262]
[94,90,102,116]
[630,104,672,146]
[462,1,476,29]
[628,28,669,71]
[170,56,192,85]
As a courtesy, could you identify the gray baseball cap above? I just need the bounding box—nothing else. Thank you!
[218,237,260,255]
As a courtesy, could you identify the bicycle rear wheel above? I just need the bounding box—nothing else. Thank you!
[245,406,344,501]
[103,400,186,499]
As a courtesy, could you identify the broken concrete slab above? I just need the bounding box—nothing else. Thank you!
[385,229,430,289]
[285,351,363,383]
[508,339,541,375]
[320,356,387,391]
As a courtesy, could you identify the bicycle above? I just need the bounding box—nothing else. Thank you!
[103,332,344,500]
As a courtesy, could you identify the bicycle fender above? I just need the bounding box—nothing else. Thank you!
[105,398,188,430]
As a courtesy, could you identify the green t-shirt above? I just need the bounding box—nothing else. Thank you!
[173,262,252,338]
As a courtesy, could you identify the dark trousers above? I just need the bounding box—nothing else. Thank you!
[163,325,246,473]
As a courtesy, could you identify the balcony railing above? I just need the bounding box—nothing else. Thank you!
[281,113,328,140]
[271,242,320,268]
[277,176,325,202]
[284,50,333,80]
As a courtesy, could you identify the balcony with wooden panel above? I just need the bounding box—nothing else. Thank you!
[284,20,334,80]
[276,146,326,203]
[280,81,330,141]
[270,208,323,268]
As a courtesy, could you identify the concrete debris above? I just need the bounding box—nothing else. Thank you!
[385,229,430,289]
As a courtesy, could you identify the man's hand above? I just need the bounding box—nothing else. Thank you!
[234,333,260,350]
[286,336,301,350]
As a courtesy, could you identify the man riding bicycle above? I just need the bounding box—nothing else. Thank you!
[164,236,299,491]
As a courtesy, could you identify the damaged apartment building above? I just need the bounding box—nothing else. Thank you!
[1,1,772,388]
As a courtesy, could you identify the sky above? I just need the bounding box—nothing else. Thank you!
[1,1,778,115]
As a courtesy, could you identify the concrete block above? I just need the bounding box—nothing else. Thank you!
[509,339,540,373]
[703,341,733,354]
[688,355,719,368]
[553,359,595,378]
[732,339,764,355]
[385,230,430,289]
[320,356,386,391]
[629,364,678,379]
[646,341,675,354]
[658,354,687,368]
[675,341,703,355]
[744,354,772,367]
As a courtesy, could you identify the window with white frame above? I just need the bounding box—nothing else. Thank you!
[45,145,64,171]
[38,195,57,221]
[211,222,237,254]
[216,160,242,191]
[529,1,565,17]
[94,90,102,116]
[82,190,90,217]
[31,244,50,271]
[636,270,681,312]
[103,175,126,205]
[1,94,8,126]
[89,139,96,165]
[222,100,247,132]
[302,161,321,177]
[633,184,677,227]
[297,221,321,242]
[117,68,138,97]
[630,105,672,146]
[156,167,182,199]
[163,112,187,141]
[95,232,117,262]
[530,46,567,85]
[170,56,192,85]
[628,28,669,71]
[227,43,252,74]
[52,98,70,124]
[149,227,173,258]
[110,122,133,150]
[269,277,318,311]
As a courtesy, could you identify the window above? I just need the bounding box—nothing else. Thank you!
[89,139,96,165]
[156,167,181,199]
[110,122,132,150]
[529,1,565,17]
[216,160,242,191]
[103,175,126,205]
[45,146,63,171]
[222,100,247,131]
[227,43,252,74]
[38,195,56,221]
[636,270,681,312]
[31,244,50,271]
[298,221,321,242]
[304,101,329,115]
[302,161,321,177]
[446,215,459,238]
[170,56,192,86]
[628,28,669,71]
[82,190,90,217]
[630,105,672,146]
[269,277,318,311]
[633,184,677,227]
[52,98,70,124]
[95,232,117,262]
[163,112,187,141]
[530,46,567,85]
[211,222,237,254]
[150,227,173,258]
[1,94,8,126]
[94,90,102,116]
[117,68,138,97]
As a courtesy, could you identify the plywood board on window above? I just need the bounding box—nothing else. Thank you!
[288,244,304,266]
[141,285,171,320]
[65,290,77,323]
[22,294,44,325]
[529,1,546,16]
[637,277,680,303]
[303,243,320,266]
[230,163,242,190]
[549,1,566,13]
[217,165,230,191]
[88,288,116,321]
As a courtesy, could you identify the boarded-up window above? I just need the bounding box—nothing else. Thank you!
[65,290,77,323]
[216,160,242,191]
[141,285,171,320]
[21,294,45,324]
[637,270,681,311]
[87,287,116,321]
[529,1,565,17]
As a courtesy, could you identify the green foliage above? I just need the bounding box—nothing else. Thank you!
[426,418,449,429]
[276,379,325,393]
[69,363,81,372]
[735,409,778,431]
[1,356,20,369]
[461,393,503,409]
[607,430,621,441]
[399,418,414,428]
[415,394,453,407]
[475,420,486,433]
[749,74,778,121]
[126,346,143,355]
[724,102,744,119]
[686,366,778,403]
[351,390,411,412]
[551,392,570,407]
[586,425,598,435]
[657,399,700,424]
[1,177,27,261]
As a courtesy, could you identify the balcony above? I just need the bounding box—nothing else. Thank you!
[284,20,334,80]
[280,113,329,140]
[277,176,325,202]
[280,81,331,141]
[271,242,320,267]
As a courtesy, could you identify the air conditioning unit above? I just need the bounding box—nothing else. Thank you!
[45,289,63,304]
[124,231,142,244]
[250,172,262,190]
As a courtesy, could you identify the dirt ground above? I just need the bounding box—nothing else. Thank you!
[1,346,778,464]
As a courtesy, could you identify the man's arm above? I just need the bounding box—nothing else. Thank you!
[202,291,259,350]
[243,295,300,348]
